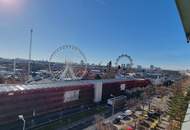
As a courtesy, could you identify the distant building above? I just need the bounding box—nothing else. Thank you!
[150,65,154,70]
[137,65,142,71]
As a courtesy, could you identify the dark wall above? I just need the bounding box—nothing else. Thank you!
[0,84,94,125]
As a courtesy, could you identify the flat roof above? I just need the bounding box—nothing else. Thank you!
[0,78,147,93]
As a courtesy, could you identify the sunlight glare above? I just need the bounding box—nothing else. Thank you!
[0,0,17,6]
[0,0,25,14]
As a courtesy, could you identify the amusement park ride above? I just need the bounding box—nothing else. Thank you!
[49,45,87,81]
[115,54,134,79]
[48,44,134,81]
[115,54,133,69]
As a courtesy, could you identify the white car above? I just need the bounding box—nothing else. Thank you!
[124,110,132,116]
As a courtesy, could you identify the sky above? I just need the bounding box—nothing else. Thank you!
[0,0,189,70]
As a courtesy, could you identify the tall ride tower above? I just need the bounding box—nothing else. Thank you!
[28,29,33,80]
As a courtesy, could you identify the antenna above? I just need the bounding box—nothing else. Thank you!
[28,29,33,80]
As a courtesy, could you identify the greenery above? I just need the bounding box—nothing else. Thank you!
[34,106,107,130]
[167,94,187,121]
[167,86,190,129]
[95,74,102,79]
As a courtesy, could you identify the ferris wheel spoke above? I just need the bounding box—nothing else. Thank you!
[49,45,87,81]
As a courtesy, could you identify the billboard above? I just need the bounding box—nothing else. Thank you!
[64,90,80,103]
[120,84,126,91]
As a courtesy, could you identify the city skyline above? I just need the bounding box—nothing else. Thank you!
[0,0,189,70]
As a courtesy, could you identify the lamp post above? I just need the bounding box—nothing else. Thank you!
[110,94,115,116]
[18,115,25,130]
[31,109,36,126]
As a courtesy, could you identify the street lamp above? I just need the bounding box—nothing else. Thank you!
[18,115,25,130]
[110,94,115,116]
[31,109,36,126]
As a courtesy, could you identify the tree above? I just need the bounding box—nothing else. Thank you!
[0,77,4,84]
[107,61,112,71]
[95,74,101,80]
[167,89,189,129]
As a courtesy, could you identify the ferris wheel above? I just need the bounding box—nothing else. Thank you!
[115,54,133,69]
[49,45,87,80]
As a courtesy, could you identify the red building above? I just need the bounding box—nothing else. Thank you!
[0,78,151,129]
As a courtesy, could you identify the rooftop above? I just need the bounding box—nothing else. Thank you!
[0,78,147,93]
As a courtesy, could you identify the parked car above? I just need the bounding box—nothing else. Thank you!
[124,110,133,116]
[113,118,121,124]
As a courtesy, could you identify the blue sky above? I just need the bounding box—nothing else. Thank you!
[0,0,189,70]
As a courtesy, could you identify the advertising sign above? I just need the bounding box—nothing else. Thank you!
[64,90,80,103]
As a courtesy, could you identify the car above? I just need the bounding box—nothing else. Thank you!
[144,114,148,118]
[150,115,158,119]
[117,114,126,120]
[154,111,161,117]
[124,110,133,116]
[123,116,130,121]
[113,118,121,124]
[135,111,143,116]
[131,114,138,119]
[148,111,161,119]
[146,117,155,122]
[117,115,123,120]
[140,121,150,128]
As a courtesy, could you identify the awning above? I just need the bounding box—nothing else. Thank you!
[175,0,190,43]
